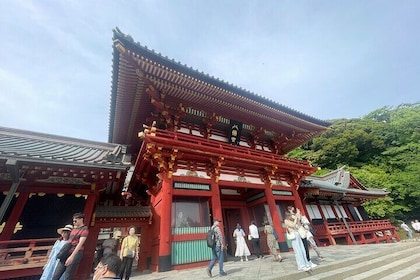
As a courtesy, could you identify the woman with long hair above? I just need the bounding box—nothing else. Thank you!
[285,210,315,271]
[232,223,251,261]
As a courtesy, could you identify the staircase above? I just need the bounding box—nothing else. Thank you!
[280,241,420,280]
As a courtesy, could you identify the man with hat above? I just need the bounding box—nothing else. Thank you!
[206,218,227,277]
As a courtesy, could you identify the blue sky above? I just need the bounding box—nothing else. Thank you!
[1,1,419,142]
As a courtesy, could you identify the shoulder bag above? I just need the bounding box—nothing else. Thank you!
[286,230,296,240]
[298,226,307,239]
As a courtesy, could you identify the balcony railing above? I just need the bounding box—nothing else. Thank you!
[0,238,56,279]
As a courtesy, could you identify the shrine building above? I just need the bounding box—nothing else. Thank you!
[0,28,399,279]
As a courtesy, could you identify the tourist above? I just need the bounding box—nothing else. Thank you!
[287,206,311,262]
[93,253,122,280]
[285,211,316,271]
[301,216,324,259]
[401,221,413,239]
[248,220,263,260]
[263,222,283,262]
[232,223,250,261]
[411,220,420,237]
[40,224,72,280]
[102,231,119,256]
[119,226,140,280]
[52,212,89,280]
[206,218,227,277]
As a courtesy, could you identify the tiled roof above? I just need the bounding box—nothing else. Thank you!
[301,167,388,197]
[301,179,388,197]
[0,126,130,170]
[111,28,330,127]
[108,28,331,153]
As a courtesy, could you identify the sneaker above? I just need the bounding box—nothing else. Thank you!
[206,268,212,277]
[310,263,318,268]
[220,271,227,276]
[303,267,311,272]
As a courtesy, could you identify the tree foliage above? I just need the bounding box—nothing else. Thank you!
[288,103,420,221]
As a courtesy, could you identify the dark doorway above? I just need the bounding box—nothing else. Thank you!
[223,208,243,256]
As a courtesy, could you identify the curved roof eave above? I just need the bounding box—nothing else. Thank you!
[301,179,389,197]
[108,28,331,142]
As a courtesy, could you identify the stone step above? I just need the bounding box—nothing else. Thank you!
[276,242,420,280]
[305,244,419,280]
[380,262,420,280]
[343,251,420,280]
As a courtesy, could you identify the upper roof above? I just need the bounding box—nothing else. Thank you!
[0,126,130,170]
[300,166,389,199]
[108,28,330,154]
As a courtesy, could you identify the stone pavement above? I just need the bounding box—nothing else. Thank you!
[129,241,419,280]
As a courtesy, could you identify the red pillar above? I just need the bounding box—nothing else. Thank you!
[74,191,98,280]
[0,192,29,241]
[210,182,222,225]
[290,183,306,215]
[158,175,173,272]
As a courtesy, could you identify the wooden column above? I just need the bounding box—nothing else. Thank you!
[0,191,29,241]
[74,190,98,280]
[137,225,152,271]
[210,181,222,225]
[158,175,173,272]
[290,182,305,214]
[264,186,287,252]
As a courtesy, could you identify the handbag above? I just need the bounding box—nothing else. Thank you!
[286,231,296,240]
[57,242,72,261]
[126,249,136,258]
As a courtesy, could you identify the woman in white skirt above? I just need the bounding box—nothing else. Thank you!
[232,223,251,261]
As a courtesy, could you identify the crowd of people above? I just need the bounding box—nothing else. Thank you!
[42,208,327,279]
[40,212,140,280]
[205,208,324,277]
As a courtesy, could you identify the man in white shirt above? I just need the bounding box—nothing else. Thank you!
[248,221,263,260]
[411,220,420,236]
[401,221,413,239]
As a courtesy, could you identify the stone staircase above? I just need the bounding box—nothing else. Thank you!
[280,242,420,280]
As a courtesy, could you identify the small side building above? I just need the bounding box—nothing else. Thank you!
[299,166,399,245]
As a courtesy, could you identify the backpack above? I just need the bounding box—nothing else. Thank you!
[206,227,216,248]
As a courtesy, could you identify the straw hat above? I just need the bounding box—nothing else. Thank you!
[57,224,73,234]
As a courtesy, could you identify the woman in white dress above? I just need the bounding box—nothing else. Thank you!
[232,223,251,262]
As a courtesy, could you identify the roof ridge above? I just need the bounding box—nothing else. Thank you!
[0,126,124,151]
[112,27,331,127]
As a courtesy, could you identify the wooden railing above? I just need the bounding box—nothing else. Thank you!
[0,238,56,279]
[141,126,314,170]
[326,220,396,235]
[312,219,399,245]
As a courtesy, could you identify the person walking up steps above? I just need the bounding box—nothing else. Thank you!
[206,218,227,277]
[249,221,263,260]
[264,222,283,262]
[233,223,250,262]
